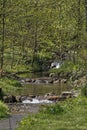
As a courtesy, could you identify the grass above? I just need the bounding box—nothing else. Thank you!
[0,101,9,119]
[0,77,22,95]
[16,96,87,130]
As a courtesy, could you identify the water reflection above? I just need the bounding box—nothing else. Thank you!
[17,72,71,96]
[16,83,71,96]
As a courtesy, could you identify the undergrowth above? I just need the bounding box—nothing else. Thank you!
[16,97,87,130]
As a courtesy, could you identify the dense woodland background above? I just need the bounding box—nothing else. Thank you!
[0,0,87,75]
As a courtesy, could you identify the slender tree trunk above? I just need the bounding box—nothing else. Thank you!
[77,0,81,37]
[32,21,38,66]
[85,0,87,31]
[59,3,62,61]
[0,0,5,76]
[32,3,38,66]
[72,0,81,64]
[11,41,15,69]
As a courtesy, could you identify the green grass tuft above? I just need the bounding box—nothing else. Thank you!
[0,101,9,119]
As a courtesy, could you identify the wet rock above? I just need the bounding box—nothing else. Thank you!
[44,92,59,101]
[36,95,45,100]
[70,89,81,97]
[47,96,59,101]
[49,73,57,78]
[25,78,32,82]
[32,79,36,83]
[34,79,42,84]
[21,79,25,84]
[16,96,22,102]
[44,92,55,97]
[26,97,33,101]
[61,91,73,98]
[3,95,17,103]
[61,79,67,83]
[19,96,27,102]
[48,79,54,83]
[58,91,76,101]
[20,77,53,84]
[29,95,36,98]
[53,80,59,84]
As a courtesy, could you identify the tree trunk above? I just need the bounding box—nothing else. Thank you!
[32,3,38,66]
[11,41,15,69]
[85,0,87,31]
[0,0,5,76]
[77,0,81,37]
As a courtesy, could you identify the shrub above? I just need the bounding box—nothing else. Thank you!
[0,101,9,118]
[81,83,87,97]
[41,103,65,115]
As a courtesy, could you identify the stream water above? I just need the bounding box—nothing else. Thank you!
[16,83,70,96]
[16,72,71,96]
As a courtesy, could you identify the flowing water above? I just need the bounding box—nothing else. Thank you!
[18,84,70,96]
[17,83,70,96]
[16,72,71,96]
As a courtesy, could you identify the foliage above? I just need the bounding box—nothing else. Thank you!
[0,77,22,94]
[0,0,87,73]
[81,83,87,97]
[0,101,9,119]
[49,60,80,78]
[16,97,87,130]
[42,103,65,115]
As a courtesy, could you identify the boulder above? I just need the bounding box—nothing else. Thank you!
[3,95,17,103]
[53,80,59,84]
[16,96,22,102]
[25,78,32,83]
[47,96,59,101]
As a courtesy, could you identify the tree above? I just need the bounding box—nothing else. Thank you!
[85,0,87,31]
[0,0,6,76]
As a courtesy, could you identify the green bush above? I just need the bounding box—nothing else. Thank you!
[0,77,22,94]
[0,101,9,118]
[81,83,87,97]
[43,104,65,115]
[10,80,22,87]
